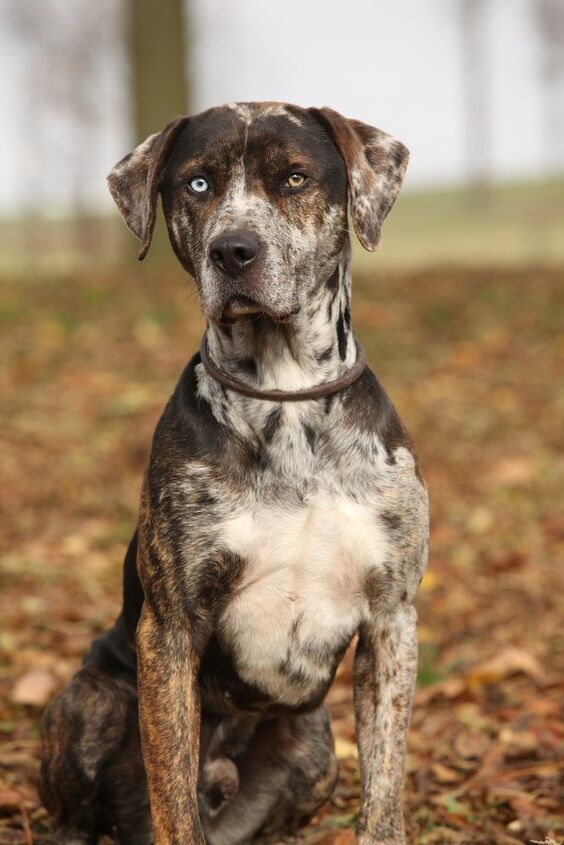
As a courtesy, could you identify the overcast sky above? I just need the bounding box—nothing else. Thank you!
[1,0,562,215]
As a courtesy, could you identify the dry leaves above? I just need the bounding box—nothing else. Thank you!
[11,671,57,708]
[1,265,563,844]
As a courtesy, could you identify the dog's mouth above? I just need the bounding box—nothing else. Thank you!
[219,295,301,324]
[222,295,264,321]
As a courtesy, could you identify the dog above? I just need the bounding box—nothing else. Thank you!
[40,102,429,845]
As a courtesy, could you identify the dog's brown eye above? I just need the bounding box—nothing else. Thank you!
[286,173,306,189]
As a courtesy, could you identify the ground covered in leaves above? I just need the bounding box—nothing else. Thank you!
[0,264,563,844]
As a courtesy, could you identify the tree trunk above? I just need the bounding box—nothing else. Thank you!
[460,0,491,200]
[128,0,189,263]
[536,0,564,174]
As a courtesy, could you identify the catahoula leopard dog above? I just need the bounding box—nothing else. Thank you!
[40,102,429,845]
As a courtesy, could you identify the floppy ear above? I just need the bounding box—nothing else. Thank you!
[309,107,409,251]
[107,116,190,260]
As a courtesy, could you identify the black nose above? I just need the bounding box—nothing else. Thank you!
[209,230,260,276]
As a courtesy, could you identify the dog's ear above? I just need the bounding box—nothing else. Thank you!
[107,116,190,260]
[309,107,409,251]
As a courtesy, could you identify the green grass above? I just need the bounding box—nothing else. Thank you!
[354,178,564,270]
[1,179,563,279]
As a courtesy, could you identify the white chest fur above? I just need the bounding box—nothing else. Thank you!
[217,492,388,706]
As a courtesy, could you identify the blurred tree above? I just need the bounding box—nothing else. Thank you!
[535,0,564,174]
[5,0,125,267]
[129,0,189,142]
[459,0,491,197]
[128,0,190,263]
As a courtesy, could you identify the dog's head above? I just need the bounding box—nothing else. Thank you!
[108,102,408,324]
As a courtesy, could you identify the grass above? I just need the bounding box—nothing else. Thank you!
[353,178,564,270]
[1,179,563,279]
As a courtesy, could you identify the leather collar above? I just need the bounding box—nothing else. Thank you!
[199,335,367,402]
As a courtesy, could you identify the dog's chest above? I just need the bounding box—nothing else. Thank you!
[216,493,387,706]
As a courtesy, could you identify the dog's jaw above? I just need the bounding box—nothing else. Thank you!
[219,294,302,324]
[203,237,356,396]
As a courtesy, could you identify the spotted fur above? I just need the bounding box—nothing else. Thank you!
[40,102,427,845]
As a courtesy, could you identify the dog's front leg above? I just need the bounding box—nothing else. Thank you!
[137,603,205,845]
[353,604,418,845]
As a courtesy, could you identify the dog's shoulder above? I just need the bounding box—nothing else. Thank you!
[342,365,423,480]
[147,354,267,491]
[151,353,223,465]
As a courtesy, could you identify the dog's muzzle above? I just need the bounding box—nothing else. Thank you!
[209,230,260,278]
[208,229,269,320]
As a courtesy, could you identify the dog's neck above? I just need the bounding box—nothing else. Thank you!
[204,240,357,393]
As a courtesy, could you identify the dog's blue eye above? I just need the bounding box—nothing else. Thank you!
[189,177,209,194]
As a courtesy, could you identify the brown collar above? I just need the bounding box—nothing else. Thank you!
[199,335,367,402]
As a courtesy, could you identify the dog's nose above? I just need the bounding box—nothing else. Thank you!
[209,231,260,276]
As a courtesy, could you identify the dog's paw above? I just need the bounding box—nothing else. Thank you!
[199,757,240,818]
[357,829,406,845]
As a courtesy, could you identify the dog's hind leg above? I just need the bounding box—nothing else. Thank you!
[40,659,149,844]
[253,706,339,843]
[99,726,152,845]
[200,705,337,845]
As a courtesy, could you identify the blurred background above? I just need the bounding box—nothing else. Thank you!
[2,0,564,270]
[0,2,563,844]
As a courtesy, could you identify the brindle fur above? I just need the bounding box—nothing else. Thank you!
[40,102,428,845]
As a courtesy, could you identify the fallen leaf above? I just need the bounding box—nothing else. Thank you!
[316,829,356,845]
[431,762,463,784]
[415,676,466,705]
[0,789,25,814]
[420,826,466,843]
[454,732,490,760]
[420,571,439,591]
[11,668,57,706]
[487,456,535,485]
[334,738,358,760]
[465,648,547,690]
